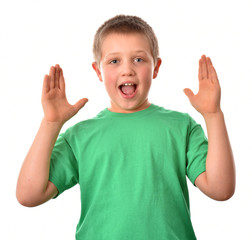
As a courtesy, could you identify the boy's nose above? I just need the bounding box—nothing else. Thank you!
[121,62,135,76]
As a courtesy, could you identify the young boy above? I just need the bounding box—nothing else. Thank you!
[16,15,235,239]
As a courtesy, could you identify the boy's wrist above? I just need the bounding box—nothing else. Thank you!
[41,118,64,131]
[202,110,224,122]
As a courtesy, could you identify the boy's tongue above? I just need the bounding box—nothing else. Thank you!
[121,85,135,95]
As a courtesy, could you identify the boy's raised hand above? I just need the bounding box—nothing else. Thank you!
[183,55,221,117]
[42,64,88,124]
[16,64,88,206]
[184,56,235,200]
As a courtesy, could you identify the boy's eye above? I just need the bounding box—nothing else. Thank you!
[110,59,119,64]
[134,58,143,63]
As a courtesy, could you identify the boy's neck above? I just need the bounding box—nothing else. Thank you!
[108,100,151,113]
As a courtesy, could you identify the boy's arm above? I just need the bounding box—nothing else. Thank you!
[16,65,88,207]
[184,55,235,201]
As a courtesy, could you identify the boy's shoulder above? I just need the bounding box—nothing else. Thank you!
[151,104,193,122]
[61,108,111,137]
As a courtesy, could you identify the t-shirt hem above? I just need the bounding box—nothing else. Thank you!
[49,175,65,198]
[191,167,206,186]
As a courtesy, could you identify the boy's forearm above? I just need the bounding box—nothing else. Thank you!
[197,111,235,200]
[16,119,63,206]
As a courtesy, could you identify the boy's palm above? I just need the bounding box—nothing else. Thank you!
[42,65,88,124]
[184,55,221,116]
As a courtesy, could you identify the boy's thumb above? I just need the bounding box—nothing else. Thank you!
[183,88,194,100]
[74,98,89,112]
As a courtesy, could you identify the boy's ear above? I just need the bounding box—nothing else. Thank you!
[153,58,162,79]
[92,62,103,82]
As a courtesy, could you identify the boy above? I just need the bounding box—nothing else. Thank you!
[16,15,235,239]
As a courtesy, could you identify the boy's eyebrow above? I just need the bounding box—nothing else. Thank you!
[104,50,149,58]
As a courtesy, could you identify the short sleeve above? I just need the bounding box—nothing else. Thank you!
[49,133,79,198]
[186,116,208,185]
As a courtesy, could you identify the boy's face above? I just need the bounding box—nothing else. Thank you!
[92,32,161,113]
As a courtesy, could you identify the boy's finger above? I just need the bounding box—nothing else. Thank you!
[206,57,212,82]
[198,59,202,81]
[201,55,208,80]
[74,98,89,113]
[55,64,60,88]
[59,67,65,91]
[209,64,219,85]
[207,56,212,65]
[49,66,55,89]
[206,57,219,85]
[42,75,50,94]
[183,88,195,101]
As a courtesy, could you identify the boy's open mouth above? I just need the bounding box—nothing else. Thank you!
[119,83,137,96]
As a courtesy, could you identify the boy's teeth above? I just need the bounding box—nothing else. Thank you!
[123,83,134,86]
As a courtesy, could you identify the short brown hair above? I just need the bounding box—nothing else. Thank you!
[93,15,159,65]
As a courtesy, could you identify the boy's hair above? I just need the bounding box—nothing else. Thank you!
[93,15,159,65]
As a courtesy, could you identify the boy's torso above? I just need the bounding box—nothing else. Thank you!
[50,104,207,239]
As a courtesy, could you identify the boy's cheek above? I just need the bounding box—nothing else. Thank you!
[102,70,117,84]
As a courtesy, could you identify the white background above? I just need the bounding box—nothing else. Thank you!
[1,0,251,239]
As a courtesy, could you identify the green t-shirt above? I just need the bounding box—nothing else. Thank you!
[49,104,208,240]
